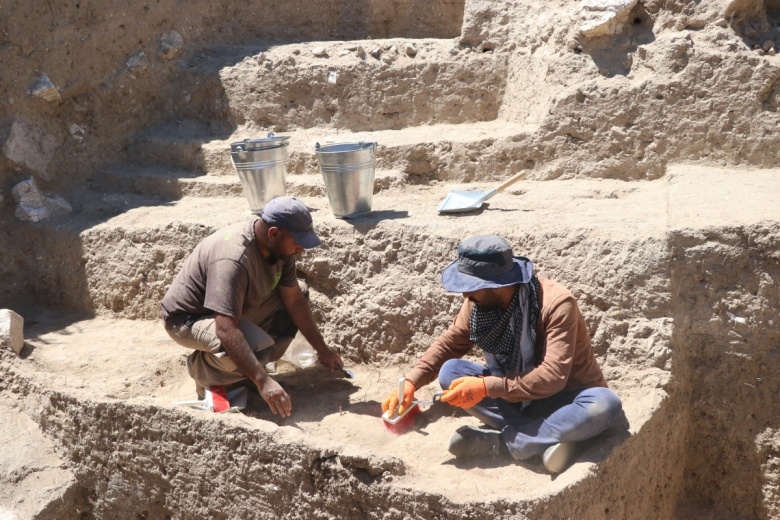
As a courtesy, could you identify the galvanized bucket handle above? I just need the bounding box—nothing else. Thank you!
[235,132,277,152]
[314,141,378,156]
[360,141,377,157]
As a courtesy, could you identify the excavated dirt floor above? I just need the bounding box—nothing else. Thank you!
[2,0,780,519]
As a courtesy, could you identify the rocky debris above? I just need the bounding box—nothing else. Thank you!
[69,123,86,142]
[0,309,23,355]
[1,120,60,181]
[763,39,775,52]
[636,32,694,73]
[159,31,184,60]
[356,45,366,58]
[28,74,62,104]
[578,0,639,38]
[369,47,382,59]
[312,46,328,57]
[405,43,417,57]
[126,52,149,74]
[11,177,72,223]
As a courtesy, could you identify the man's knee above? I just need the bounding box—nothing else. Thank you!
[438,359,484,389]
[587,387,623,425]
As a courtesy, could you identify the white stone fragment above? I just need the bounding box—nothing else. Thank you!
[370,47,382,59]
[727,311,748,325]
[356,46,366,58]
[312,46,328,57]
[578,0,639,38]
[160,31,184,60]
[610,126,626,139]
[0,309,24,355]
[12,177,72,223]
[28,74,62,103]
[1,120,60,180]
[763,39,775,52]
[68,124,86,142]
[126,52,148,74]
[405,43,417,57]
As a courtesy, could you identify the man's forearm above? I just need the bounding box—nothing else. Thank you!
[216,316,268,385]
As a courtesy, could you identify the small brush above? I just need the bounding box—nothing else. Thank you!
[382,377,420,434]
[381,391,443,434]
[381,378,444,435]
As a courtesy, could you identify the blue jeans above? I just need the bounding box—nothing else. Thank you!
[439,357,623,461]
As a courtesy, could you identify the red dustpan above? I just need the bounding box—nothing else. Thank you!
[382,378,442,434]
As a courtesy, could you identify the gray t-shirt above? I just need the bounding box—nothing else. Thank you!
[161,219,297,324]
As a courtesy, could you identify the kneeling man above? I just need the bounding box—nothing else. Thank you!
[382,235,622,473]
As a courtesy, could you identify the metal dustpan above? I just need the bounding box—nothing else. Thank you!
[437,172,526,214]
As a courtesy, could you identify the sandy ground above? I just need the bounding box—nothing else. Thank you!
[17,316,640,505]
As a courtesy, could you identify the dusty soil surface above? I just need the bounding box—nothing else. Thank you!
[14,318,633,505]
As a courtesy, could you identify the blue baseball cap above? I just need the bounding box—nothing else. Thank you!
[441,235,532,293]
[260,196,322,249]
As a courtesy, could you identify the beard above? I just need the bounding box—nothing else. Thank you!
[267,239,296,263]
[467,286,515,311]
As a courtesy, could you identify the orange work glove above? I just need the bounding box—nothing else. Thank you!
[381,379,416,418]
[441,377,488,409]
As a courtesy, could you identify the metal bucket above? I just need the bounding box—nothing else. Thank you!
[315,141,377,219]
[229,133,289,214]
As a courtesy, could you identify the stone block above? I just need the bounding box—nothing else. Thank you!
[579,0,639,38]
[12,177,72,223]
[0,309,24,355]
[28,74,62,104]
[1,119,60,180]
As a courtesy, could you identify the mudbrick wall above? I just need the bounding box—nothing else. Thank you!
[670,223,780,518]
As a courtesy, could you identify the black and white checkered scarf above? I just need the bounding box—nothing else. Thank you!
[469,276,541,375]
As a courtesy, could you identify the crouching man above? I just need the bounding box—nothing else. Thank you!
[382,235,622,473]
[161,196,343,417]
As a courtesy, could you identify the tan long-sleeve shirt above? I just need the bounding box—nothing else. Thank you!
[406,277,607,402]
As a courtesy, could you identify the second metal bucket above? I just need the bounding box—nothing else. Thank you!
[230,133,289,214]
[315,141,377,219]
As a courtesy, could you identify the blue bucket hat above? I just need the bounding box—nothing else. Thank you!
[441,235,533,293]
